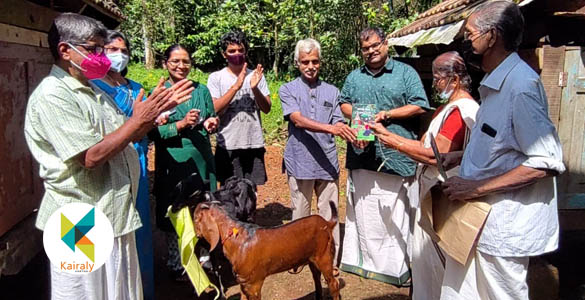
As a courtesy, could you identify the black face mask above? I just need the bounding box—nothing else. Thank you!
[461,39,483,71]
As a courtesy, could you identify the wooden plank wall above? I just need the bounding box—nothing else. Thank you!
[541,46,566,127]
[0,0,59,33]
[0,41,53,236]
[0,23,49,48]
[556,47,585,209]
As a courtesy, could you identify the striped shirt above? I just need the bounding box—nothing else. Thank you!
[24,65,142,237]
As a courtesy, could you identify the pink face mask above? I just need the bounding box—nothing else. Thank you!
[226,53,245,66]
[67,43,111,80]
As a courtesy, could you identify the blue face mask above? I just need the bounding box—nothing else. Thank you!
[439,77,454,101]
[106,52,129,73]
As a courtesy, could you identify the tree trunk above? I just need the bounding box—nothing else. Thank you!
[169,4,176,42]
[272,24,279,78]
[142,23,154,69]
[141,0,154,69]
[310,0,315,38]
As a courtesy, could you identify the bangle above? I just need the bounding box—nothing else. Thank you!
[386,110,392,119]
[396,142,404,152]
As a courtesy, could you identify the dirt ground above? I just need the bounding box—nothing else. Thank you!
[0,145,567,300]
[152,145,410,300]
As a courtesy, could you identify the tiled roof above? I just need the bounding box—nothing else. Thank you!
[389,0,487,38]
[84,0,126,20]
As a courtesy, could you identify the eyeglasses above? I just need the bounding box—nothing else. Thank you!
[73,43,104,55]
[104,46,129,55]
[167,59,192,68]
[432,76,451,87]
[463,29,489,42]
[361,40,385,53]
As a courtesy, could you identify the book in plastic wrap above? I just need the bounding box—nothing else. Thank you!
[351,103,376,141]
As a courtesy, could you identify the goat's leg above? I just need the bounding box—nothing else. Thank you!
[322,269,340,300]
[314,253,340,300]
[240,281,263,300]
[309,263,323,300]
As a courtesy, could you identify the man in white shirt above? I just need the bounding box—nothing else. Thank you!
[207,31,271,186]
[441,1,565,299]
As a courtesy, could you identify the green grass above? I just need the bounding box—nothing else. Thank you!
[126,63,209,91]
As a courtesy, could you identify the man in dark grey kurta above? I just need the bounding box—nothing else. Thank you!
[280,38,356,263]
[338,27,430,285]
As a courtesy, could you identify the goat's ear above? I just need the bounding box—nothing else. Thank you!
[198,210,220,251]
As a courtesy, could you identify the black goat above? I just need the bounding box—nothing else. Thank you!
[169,175,258,297]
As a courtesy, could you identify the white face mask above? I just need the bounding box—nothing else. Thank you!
[106,52,129,73]
[439,77,454,101]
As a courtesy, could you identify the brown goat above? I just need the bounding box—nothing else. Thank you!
[194,201,340,300]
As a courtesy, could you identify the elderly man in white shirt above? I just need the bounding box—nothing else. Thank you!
[441,2,565,299]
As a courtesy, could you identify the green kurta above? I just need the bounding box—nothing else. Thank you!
[149,81,217,231]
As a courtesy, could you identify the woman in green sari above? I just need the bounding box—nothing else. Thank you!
[149,44,219,281]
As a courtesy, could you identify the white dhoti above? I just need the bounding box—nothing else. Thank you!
[441,250,529,300]
[411,165,448,300]
[340,169,411,285]
[50,233,143,300]
[411,206,445,300]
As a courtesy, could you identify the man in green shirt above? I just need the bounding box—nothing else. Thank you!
[24,13,192,299]
[338,27,430,285]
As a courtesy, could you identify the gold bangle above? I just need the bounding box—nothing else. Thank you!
[386,110,392,119]
[396,142,404,152]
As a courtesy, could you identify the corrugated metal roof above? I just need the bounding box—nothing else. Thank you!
[389,0,487,38]
[387,20,464,47]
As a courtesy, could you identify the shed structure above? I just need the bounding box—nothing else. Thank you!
[0,0,124,275]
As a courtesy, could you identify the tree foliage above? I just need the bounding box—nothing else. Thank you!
[119,0,440,86]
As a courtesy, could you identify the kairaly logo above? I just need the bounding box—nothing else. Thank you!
[43,203,114,274]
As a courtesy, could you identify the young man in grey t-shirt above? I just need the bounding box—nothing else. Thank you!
[207,31,271,185]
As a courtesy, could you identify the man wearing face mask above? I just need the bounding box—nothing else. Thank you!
[24,14,193,299]
[338,27,430,286]
[207,31,272,187]
[440,2,565,299]
[279,39,357,267]
[91,30,155,300]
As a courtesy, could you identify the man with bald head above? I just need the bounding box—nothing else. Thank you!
[441,1,565,299]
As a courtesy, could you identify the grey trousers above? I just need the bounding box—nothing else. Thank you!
[288,176,340,263]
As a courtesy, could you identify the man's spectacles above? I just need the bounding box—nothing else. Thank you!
[361,40,385,53]
[72,43,104,55]
[463,29,489,42]
[167,59,192,67]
